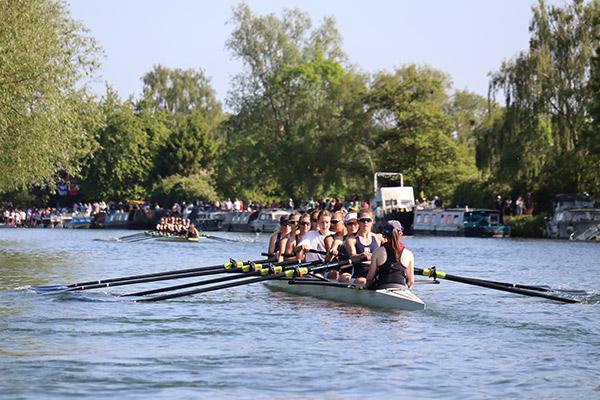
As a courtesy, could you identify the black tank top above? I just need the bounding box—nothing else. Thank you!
[352,233,379,278]
[373,245,407,289]
[274,232,281,253]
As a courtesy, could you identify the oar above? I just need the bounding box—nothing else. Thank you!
[203,235,242,243]
[118,232,147,240]
[416,267,579,304]
[123,260,322,297]
[35,268,250,294]
[125,235,155,243]
[139,259,351,302]
[31,258,270,292]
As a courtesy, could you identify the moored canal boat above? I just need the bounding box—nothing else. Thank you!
[414,208,510,237]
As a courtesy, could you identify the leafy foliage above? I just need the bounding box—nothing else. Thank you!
[367,65,479,200]
[80,89,152,201]
[485,0,599,199]
[151,173,217,207]
[0,0,102,191]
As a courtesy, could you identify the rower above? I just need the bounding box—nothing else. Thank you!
[267,215,292,261]
[337,212,359,282]
[278,212,300,261]
[296,210,332,262]
[284,213,311,260]
[365,220,414,289]
[187,223,200,239]
[324,211,346,279]
[345,209,383,285]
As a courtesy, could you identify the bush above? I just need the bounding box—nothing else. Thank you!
[504,214,546,238]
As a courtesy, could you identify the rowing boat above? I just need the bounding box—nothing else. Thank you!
[144,231,204,242]
[155,236,201,243]
[263,277,425,311]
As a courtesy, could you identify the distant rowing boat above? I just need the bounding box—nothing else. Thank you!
[263,277,425,311]
[144,231,205,242]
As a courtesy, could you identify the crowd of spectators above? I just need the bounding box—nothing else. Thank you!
[1,196,376,228]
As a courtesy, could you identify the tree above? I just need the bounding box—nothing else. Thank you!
[141,65,222,118]
[80,88,152,201]
[0,0,102,191]
[487,0,599,198]
[153,111,219,178]
[151,173,217,207]
[366,65,478,200]
[220,4,370,201]
[140,65,224,202]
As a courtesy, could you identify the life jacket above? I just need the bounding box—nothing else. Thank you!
[373,243,407,289]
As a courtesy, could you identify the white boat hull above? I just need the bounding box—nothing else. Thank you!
[263,279,425,311]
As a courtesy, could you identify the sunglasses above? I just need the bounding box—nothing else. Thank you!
[331,220,340,224]
[311,219,318,223]
[288,220,298,225]
[358,218,372,223]
[299,221,310,226]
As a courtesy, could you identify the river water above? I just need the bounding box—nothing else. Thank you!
[1,228,599,399]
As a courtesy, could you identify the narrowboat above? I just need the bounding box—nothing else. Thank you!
[413,208,510,237]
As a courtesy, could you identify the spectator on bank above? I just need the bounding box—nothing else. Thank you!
[503,198,513,216]
[515,196,524,215]
[524,193,534,215]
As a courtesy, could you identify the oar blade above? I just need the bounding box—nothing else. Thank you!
[29,285,71,294]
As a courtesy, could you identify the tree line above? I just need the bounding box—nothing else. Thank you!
[1,0,598,211]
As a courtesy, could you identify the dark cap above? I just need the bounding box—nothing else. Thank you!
[280,214,290,224]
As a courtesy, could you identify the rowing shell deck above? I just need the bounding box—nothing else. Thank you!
[263,278,425,311]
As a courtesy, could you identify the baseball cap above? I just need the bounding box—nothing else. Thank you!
[344,212,358,223]
[383,220,403,236]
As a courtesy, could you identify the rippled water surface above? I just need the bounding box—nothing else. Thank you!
[1,228,599,399]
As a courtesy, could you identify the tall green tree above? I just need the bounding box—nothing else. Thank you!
[0,0,102,191]
[583,9,600,198]
[367,65,478,200]
[80,89,152,201]
[138,65,224,202]
[141,65,222,119]
[487,0,599,198]
[220,4,370,201]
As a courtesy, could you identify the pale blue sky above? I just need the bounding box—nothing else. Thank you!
[67,0,564,105]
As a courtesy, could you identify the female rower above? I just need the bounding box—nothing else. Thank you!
[366,220,414,289]
[338,212,359,282]
[324,211,346,278]
[278,212,300,261]
[284,213,311,260]
[309,209,320,231]
[267,214,292,261]
[156,217,166,233]
[345,209,383,285]
[297,210,332,262]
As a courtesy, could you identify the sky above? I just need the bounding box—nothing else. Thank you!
[67,0,565,106]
